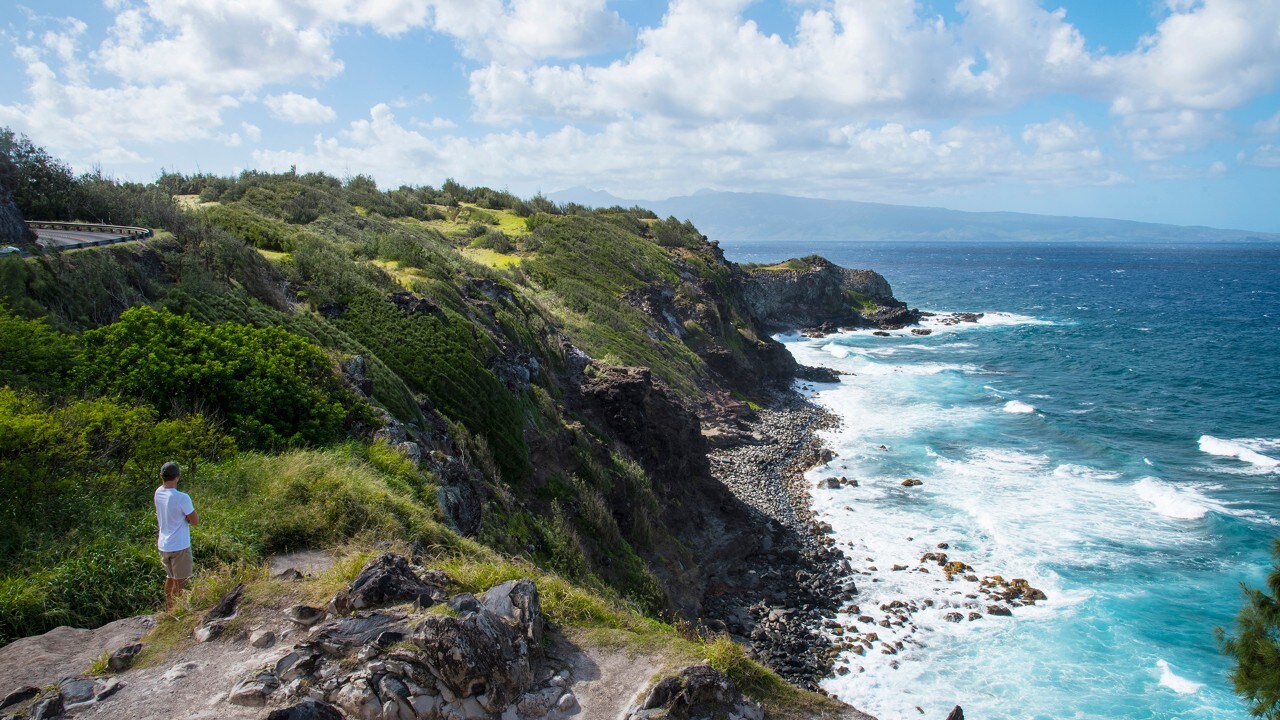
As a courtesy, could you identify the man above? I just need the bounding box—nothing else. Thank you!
[154,461,198,610]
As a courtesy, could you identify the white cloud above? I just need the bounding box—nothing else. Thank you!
[251,104,1123,205]
[1241,144,1280,167]
[264,93,337,124]
[468,0,1100,125]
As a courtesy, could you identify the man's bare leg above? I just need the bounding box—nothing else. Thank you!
[164,578,188,611]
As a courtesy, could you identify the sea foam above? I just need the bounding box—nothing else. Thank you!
[1156,660,1203,694]
[1004,400,1037,414]
[1199,435,1280,468]
[1133,477,1212,520]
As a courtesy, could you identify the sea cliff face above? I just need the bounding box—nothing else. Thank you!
[741,256,918,332]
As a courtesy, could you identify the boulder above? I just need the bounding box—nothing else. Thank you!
[29,693,62,720]
[202,583,244,625]
[286,605,326,627]
[902,478,923,487]
[1,686,40,711]
[249,629,276,648]
[58,677,97,705]
[107,643,142,672]
[229,670,280,707]
[411,598,536,709]
[627,665,763,720]
[946,705,965,720]
[266,699,345,720]
[480,579,544,649]
[986,605,1012,617]
[330,554,448,614]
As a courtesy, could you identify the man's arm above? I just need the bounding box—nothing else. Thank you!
[185,509,199,526]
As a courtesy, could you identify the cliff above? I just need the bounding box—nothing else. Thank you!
[742,255,918,332]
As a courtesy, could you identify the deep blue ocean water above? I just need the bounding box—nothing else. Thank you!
[720,241,1280,720]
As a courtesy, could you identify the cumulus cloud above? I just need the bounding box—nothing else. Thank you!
[251,103,1123,204]
[264,93,337,124]
[3,0,1278,201]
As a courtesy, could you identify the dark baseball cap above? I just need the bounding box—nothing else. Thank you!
[160,462,181,480]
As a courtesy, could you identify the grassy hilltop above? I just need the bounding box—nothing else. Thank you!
[0,132,846,714]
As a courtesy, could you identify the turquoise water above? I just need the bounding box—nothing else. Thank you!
[722,241,1280,720]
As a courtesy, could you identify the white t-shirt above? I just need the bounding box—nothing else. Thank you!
[154,486,195,552]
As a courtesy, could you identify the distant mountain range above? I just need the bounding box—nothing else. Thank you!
[548,188,1279,244]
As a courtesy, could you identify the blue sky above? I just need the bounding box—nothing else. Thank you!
[2,1,1279,232]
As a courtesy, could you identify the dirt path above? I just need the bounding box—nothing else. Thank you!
[552,631,669,719]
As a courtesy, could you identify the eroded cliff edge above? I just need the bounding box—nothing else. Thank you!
[741,255,920,333]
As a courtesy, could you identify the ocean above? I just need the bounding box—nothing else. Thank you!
[720,240,1280,720]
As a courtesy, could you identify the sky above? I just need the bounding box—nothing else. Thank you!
[2,0,1279,232]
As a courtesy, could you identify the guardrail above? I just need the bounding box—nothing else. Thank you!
[24,221,153,251]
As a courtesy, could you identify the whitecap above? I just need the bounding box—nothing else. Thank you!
[1052,464,1122,481]
[1133,478,1211,520]
[1156,660,1203,694]
[1199,435,1280,468]
[1004,400,1037,414]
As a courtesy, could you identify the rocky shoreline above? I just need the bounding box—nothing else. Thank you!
[703,387,863,698]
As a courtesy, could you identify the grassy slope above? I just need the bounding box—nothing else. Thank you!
[0,172,840,715]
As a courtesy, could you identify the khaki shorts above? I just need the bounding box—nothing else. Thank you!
[160,547,193,580]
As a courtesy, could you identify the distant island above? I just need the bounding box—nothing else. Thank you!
[550,188,1280,244]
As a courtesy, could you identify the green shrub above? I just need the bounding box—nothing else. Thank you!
[0,303,76,393]
[76,307,372,449]
[201,203,304,251]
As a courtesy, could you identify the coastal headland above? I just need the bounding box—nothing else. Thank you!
[0,157,976,720]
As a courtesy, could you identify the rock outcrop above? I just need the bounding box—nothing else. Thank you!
[0,153,35,249]
[215,554,578,720]
[625,665,763,720]
[741,256,918,332]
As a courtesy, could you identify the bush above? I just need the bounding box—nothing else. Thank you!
[201,203,304,251]
[76,306,371,449]
[0,303,76,393]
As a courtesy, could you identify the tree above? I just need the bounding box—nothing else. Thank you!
[1219,539,1280,719]
[0,128,79,220]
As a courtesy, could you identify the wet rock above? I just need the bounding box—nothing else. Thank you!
[944,612,964,623]
[946,705,965,720]
[986,605,1012,617]
[266,699,345,720]
[873,331,891,337]
[902,478,923,487]
[107,643,142,672]
[330,554,448,614]
[911,328,933,336]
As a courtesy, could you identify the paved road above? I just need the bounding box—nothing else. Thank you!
[32,228,122,248]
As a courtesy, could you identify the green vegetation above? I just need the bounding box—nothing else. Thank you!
[0,129,833,716]
[78,306,372,449]
[1219,539,1280,719]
